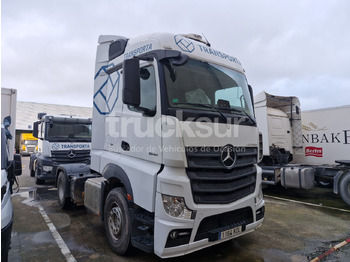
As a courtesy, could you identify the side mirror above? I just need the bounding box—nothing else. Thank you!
[3,116,13,140]
[33,122,39,138]
[122,58,140,106]
[14,154,22,176]
[248,85,254,105]
[3,116,11,129]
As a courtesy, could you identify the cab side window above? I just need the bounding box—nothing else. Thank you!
[129,66,156,114]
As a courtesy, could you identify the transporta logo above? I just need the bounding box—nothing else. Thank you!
[93,64,120,115]
[305,146,323,157]
[174,35,195,53]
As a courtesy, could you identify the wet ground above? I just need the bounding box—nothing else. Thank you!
[8,157,350,262]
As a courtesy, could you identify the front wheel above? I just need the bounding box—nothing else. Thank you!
[104,188,132,255]
[57,172,72,209]
[30,168,35,177]
[35,167,45,185]
[339,173,350,206]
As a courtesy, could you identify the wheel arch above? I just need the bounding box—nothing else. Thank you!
[102,163,134,203]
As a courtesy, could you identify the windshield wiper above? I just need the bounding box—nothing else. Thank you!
[174,102,228,122]
[224,107,256,125]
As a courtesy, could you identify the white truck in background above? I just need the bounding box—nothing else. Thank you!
[55,32,265,258]
[255,91,350,206]
[29,113,92,185]
[1,88,22,262]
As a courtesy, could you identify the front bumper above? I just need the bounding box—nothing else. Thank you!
[154,197,265,258]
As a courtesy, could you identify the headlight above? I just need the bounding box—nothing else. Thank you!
[43,166,53,172]
[162,195,194,219]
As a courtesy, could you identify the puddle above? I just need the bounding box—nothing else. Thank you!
[14,186,58,208]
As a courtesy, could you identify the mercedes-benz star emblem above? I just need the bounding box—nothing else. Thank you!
[221,145,236,169]
[67,150,76,159]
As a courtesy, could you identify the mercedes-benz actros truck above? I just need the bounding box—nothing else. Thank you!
[29,113,92,184]
[56,33,265,258]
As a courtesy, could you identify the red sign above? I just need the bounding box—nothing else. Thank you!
[305,146,323,157]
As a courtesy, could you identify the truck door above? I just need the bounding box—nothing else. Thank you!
[120,61,162,164]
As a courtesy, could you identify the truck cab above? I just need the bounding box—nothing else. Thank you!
[30,113,92,184]
[19,133,38,156]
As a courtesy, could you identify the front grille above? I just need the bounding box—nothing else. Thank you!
[186,147,257,204]
[27,146,36,153]
[51,150,90,165]
[194,207,253,241]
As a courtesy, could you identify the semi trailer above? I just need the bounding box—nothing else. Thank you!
[1,88,22,261]
[55,32,265,258]
[255,91,350,206]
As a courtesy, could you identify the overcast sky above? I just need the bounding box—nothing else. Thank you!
[2,0,350,110]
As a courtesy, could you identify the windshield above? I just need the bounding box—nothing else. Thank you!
[46,121,92,142]
[163,58,254,118]
[24,140,38,146]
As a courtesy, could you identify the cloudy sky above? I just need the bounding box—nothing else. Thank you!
[2,0,350,110]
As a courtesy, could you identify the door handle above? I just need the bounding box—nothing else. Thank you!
[121,141,130,151]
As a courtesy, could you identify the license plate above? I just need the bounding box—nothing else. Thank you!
[218,226,242,240]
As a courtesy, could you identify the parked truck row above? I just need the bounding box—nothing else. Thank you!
[255,91,350,206]
[13,32,349,260]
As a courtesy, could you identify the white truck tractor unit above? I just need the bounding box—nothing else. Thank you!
[56,33,265,258]
[29,113,92,184]
[255,91,350,206]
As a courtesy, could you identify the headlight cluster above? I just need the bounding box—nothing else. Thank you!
[162,195,194,220]
[43,166,53,172]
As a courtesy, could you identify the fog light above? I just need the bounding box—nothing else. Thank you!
[166,229,192,248]
[162,194,194,219]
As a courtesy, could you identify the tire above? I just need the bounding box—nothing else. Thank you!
[104,188,132,255]
[339,173,350,206]
[30,158,35,177]
[57,172,72,209]
[35,167,45,185]
[30,167,35,177]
